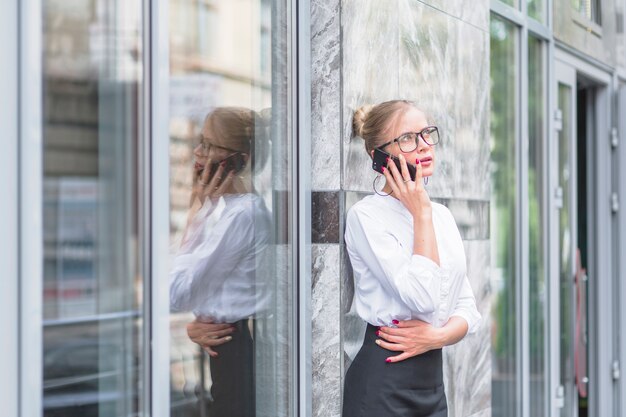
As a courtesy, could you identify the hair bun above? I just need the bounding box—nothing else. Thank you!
[353,104,374,139]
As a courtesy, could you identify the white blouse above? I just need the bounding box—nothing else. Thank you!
[169,193,272,323]
[345,194,481,334]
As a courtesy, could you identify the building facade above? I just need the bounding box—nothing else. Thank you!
[1,0,626,416]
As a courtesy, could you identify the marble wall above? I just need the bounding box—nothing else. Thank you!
[310,1,491,416]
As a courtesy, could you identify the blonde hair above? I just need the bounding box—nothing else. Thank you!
[202,106,270,170]
[352,100,422,154]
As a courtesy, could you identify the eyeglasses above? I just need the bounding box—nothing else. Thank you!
[198,141,240,154]
[377,126,440,153]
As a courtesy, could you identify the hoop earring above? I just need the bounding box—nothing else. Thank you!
[423,177,429,186]
[373,175,392,196]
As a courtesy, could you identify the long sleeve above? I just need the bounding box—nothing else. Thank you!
[169,202,254,313]
[345,207,443,314]
[449,275,481,334]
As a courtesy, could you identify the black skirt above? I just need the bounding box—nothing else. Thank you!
[209,319,255,417]
[342,324,448,417]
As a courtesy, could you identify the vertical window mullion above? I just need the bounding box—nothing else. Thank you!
[519,19,530,417]
[19,0,43,415]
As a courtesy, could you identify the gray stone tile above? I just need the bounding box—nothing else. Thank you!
[342,0,401,192]
[415,0,489,32]
[312,244,342,417]
[436,198,490,240]
[312,0,342,190]
[312,191,341,243]
[443,239,491,417]
[398,1,490,200]
[341,0,490,200]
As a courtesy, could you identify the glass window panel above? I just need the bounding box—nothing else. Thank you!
[528,35,547,417]
[490,15,518,417]
[527,0,545,23]
[42,1,145,416]
[168,1,294,416]
[571,0,602,24]
[500,0,518,9]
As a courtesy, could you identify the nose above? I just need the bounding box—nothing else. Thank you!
[193,144,204,157]
[416,135,430,152]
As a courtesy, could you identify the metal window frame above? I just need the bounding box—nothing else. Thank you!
[0,0,20,416]
[147,1,312,416]
[490,2,554,417]
[554,48,614,417]
[146,0,171,415]
[554,57,579,417]
[294,0,312,416]
[552,45,618,417]
[618,81,626,417]
[18,0,43,416]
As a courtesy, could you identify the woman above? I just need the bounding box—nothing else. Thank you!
[342,100,481,417]
[170,107,271,416]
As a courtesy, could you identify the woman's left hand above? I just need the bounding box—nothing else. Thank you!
[376,319,444,363]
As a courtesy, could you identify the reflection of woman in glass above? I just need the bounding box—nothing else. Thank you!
[170,107,271,417]
[342,100,481,417]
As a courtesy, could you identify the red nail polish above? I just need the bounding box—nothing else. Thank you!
[382,167,386,173]
[416,159,420,164]
[392,319,399,325]
[386,358,392,363]
[376,330,380,336]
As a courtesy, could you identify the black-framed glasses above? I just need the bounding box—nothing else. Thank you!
[199,140,240,155]
[377,126,440,153]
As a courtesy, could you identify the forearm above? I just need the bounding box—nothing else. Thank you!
[413,215,440,266]
[433,316,469,348]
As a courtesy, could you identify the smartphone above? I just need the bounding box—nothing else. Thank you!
[372,148,417,181]
[220,152,247,174]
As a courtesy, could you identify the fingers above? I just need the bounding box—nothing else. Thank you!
[391,319,430,329]
[378,326,409,336]
[398,154,412,182]
[186,320,235,344]
[386,352,412,363]
[206,326,237,339]
[382,166,401,196]
[203,346,219,357]
[387,155,406,188]
[207,163,226,190]
[187,321,232,337]
[215,171,235,195]
[413,157,424,183]
[201,334,233,347]
[200,158,213,184]
[376,331,408,344]
[375,339,405,351]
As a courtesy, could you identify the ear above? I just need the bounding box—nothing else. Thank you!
[370,149,374,159]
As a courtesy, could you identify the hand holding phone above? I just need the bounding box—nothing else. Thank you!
[372,148,417,181]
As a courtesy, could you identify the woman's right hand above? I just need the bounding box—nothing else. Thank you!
[193,158,234,205]
[383,153,432,219]
[186,318,235,357]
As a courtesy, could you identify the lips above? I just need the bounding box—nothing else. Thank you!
[419,157,433,165]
